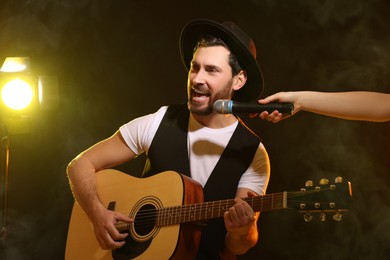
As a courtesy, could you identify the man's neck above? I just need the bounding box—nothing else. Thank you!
[191,112,238,129]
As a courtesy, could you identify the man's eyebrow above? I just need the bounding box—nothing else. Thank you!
[204,64,221,71]
[190,61,221,71]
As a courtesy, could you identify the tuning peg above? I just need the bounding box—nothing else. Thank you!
[335,177,343,183]
[320,212,326,222]
[304,212,313,222]
[333,212,343,221]
[305,180,313,187]
[319,178,329,185]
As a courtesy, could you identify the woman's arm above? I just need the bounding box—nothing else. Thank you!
[258,91,390,122]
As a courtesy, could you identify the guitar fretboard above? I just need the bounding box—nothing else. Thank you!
[156,192,287,226]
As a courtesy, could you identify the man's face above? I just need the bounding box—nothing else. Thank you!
[187,46,236,115]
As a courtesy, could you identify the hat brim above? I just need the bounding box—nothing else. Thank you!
[179,19,264,102]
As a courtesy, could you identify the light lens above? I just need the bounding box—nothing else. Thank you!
[1,78,34,110]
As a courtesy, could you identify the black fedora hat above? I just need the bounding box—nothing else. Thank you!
[179,19,264,102]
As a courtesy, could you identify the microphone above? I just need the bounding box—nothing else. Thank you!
[213,99,294,115]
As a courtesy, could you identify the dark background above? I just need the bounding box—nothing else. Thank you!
[1,0,389,259]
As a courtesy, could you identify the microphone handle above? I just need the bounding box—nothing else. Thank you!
[232,102,294,114]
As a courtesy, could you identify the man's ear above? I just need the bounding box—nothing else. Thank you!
[232,70,247,91]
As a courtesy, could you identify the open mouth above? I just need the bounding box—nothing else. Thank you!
[191,86,210,101]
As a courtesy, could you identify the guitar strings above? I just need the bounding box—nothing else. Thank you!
[114,187,334,230]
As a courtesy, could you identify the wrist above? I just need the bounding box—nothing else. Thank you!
[225,229,258,255]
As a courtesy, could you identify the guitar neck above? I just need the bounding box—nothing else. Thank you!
[156,192,287,226]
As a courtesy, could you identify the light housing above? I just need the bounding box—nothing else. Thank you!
[0,57,38,117]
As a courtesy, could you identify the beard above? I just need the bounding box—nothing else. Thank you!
[189,99,214,116]
[188,84,233,116]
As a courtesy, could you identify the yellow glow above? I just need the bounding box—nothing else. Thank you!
[1,79,34,110]
[0,57,30,73]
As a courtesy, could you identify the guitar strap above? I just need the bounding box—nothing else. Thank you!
[143,103,261,259]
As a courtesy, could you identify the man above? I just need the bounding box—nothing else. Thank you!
[67,19,270,259]
[257,91,390,122]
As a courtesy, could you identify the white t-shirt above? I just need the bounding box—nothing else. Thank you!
[119,106,270,195]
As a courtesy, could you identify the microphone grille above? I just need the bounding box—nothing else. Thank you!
[213,99,229,114]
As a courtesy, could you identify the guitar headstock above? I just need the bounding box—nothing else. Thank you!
[289,177,352,222]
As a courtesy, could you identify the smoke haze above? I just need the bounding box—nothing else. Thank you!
[0,0,389,259]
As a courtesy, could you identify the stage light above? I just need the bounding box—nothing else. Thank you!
[0,57,37,116]
[0,57,30,73]
[0,56,59,260]
[1,78,34,110]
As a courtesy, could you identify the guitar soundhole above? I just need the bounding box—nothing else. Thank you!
[128,196,162,243]
[134,204,156,236]
[112,199,160,259]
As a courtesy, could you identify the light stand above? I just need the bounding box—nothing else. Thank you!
[0,57,58,260]
[0,56,32,260]
[0,122,9,260]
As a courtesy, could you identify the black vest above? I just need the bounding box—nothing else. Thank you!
[143,104,260,259]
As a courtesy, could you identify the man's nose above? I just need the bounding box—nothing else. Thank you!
[192,70,206,84]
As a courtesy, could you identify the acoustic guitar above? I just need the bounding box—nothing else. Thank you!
[65,169,352,260]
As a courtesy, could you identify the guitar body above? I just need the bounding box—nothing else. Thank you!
[65,169,203,260]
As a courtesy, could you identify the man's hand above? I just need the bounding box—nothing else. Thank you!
[91,207,134,250]
[224,197,256,236]
[223,190,259,255]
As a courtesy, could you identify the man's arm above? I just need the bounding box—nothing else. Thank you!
[66,131,136,249]
[223,188,259,255]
